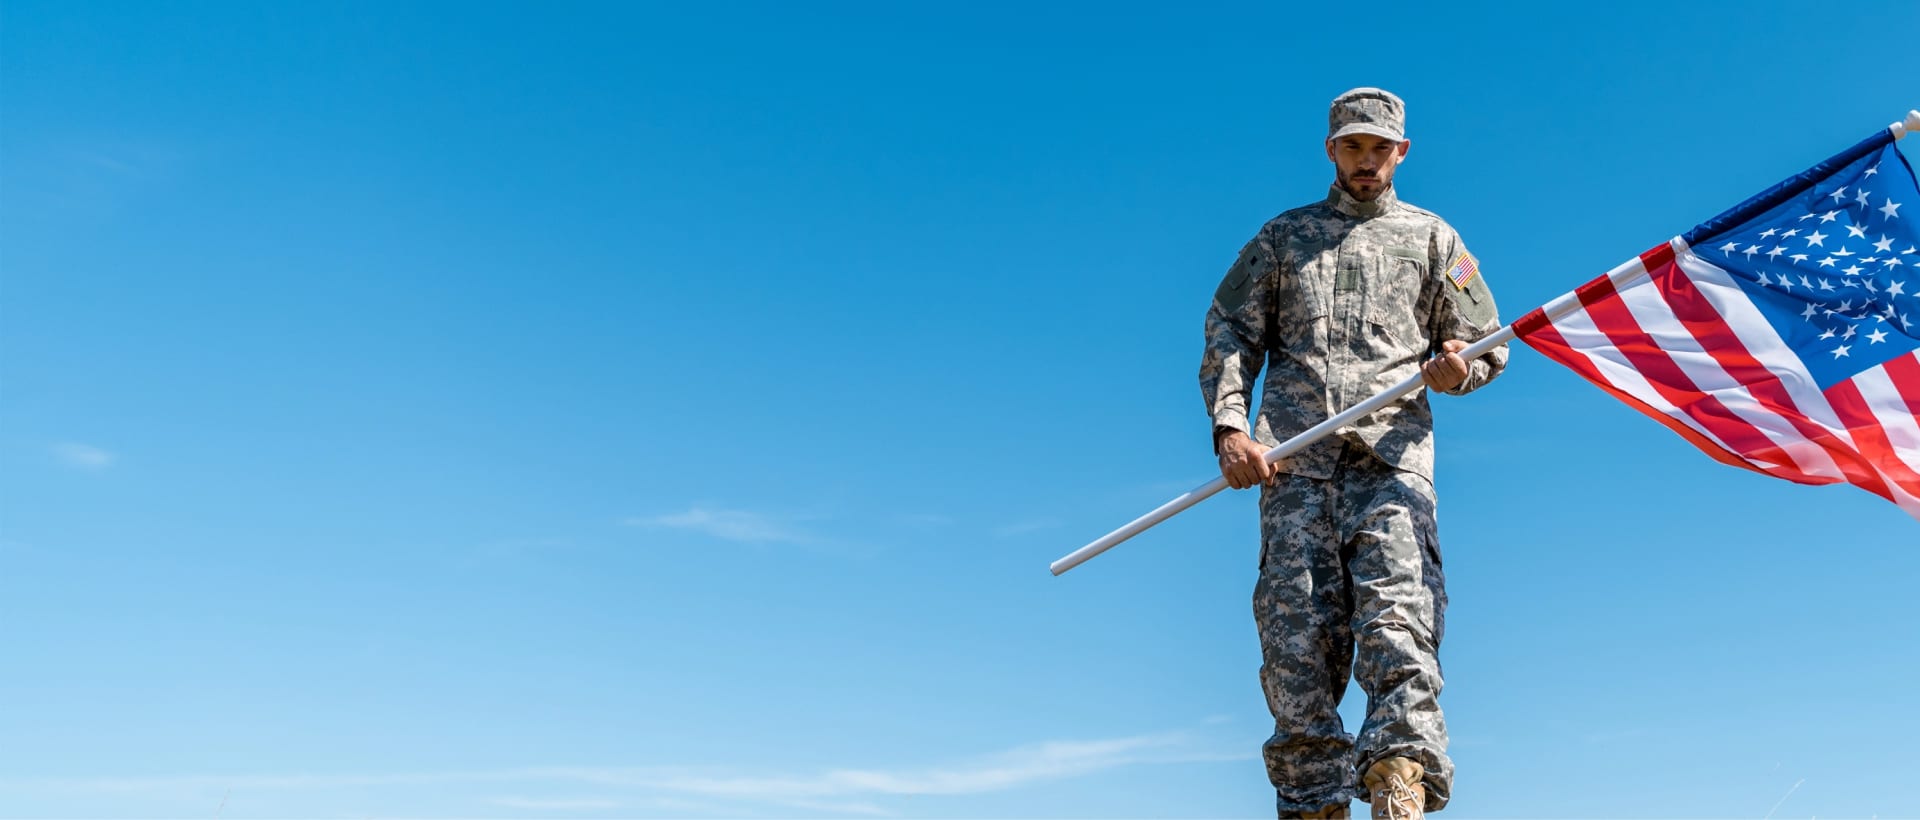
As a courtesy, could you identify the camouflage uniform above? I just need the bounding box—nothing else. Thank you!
[1199,183,1507,815]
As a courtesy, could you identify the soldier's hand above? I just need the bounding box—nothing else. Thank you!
[1422,339,1471,393]
[1216,431,1276,490]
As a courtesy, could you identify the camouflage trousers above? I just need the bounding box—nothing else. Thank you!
[1254,441,1451,815]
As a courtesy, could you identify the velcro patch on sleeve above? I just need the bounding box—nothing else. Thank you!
[1214,241,1265,313]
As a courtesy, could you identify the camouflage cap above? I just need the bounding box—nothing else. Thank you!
[1328,87,1405,142]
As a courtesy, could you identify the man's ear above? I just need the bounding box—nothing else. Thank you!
[1396,138,1411,160]
[1325,138,1338,162]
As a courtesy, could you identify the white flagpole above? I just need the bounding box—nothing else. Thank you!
[1049,254,1652,576]
[1892,109,1918,139]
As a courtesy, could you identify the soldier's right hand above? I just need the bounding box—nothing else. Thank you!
[1215,431,1276,489]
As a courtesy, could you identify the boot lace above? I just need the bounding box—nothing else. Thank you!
[1375,774,1421,820]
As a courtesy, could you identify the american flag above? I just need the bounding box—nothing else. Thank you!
[1515,127,1920,519]
[1446,250,1480,289]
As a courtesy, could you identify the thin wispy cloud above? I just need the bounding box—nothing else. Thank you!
[487,796,621,810]
[631,734,1211,798]
[625,506,818,545]
[990,518,1061,537]
[779,798,892,816]
[62,142,182,179]
[0,726,1244,816]
[1583,726,1653,744]
[894,512,954,528]
[50,442,115,470]
[474,537,576,559]
[72,150,137,174]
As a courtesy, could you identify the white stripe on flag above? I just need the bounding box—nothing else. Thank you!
[1849,362,1920,515]
[1545,296,1752,468]
[1614,265,1844,482]
[1853,362,1920,458]
[1674,250,1868,447]
[1680,246,1920,514]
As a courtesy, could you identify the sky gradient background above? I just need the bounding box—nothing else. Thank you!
[3,1,1918,817]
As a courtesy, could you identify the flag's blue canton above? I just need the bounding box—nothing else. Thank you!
[1698,142,1919,391]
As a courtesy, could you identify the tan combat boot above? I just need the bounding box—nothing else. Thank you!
[1362,758,1425,820]
[1297,803,1350,819]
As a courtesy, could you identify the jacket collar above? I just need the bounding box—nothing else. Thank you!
[1325,183,1398,219]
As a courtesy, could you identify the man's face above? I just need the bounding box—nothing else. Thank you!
[1326,133,1410,201]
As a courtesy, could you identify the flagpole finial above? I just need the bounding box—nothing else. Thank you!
[1898,110,1920,139]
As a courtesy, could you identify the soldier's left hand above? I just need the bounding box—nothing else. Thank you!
[1421,340,1470,392]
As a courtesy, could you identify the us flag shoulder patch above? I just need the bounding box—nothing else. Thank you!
[1445,251,1480,290]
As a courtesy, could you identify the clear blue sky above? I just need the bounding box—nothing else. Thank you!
[3,2,1917,817]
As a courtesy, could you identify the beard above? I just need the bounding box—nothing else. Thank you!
[1337,168,1392,201]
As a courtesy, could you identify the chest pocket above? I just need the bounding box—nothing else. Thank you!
[1283,237,1331,322]
[1363,246,1428,349]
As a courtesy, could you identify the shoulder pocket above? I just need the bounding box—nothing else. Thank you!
[1452,275,1498,326]
[1214,241,1271,314]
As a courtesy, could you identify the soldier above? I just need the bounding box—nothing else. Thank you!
[1199,88,1507,819]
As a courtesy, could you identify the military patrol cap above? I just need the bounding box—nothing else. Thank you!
[1328,87,1406,142]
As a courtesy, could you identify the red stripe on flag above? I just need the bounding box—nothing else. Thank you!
[1514,306,1553,338]
[1823,377,1920,501]
[1522,319,1756,473]
[1654,259,1892,493]
[1576,267,1804,478]
[1881,354,1920,418]
[1639,242,1676,270]
[1516,243,1670,343]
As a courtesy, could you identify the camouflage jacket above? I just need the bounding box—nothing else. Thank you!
[1199,184,1508,481]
